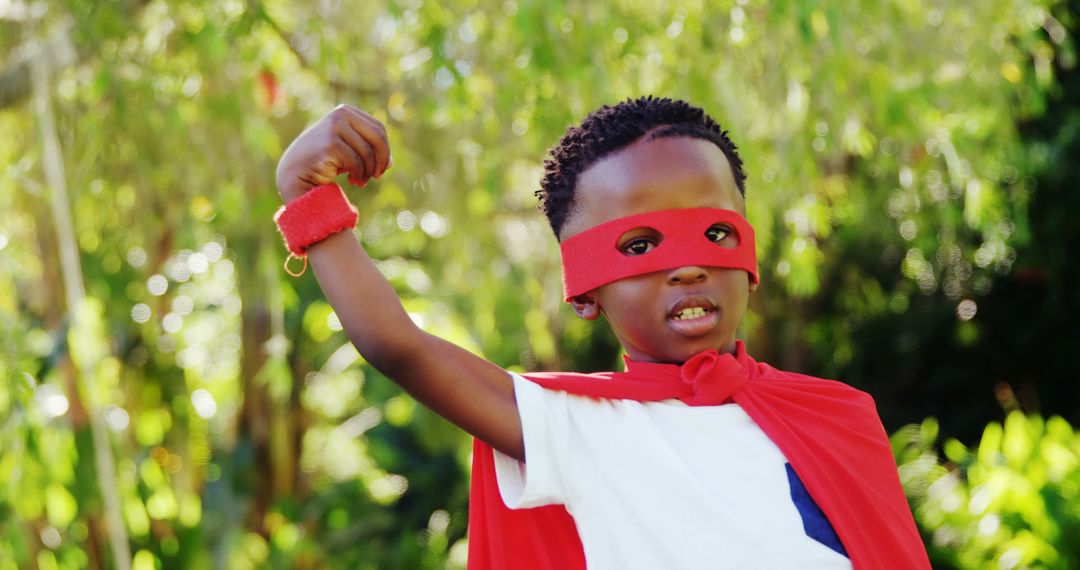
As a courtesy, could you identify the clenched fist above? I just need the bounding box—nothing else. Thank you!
[275,104,392,203]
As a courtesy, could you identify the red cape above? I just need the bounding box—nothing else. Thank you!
[467,343,929,569]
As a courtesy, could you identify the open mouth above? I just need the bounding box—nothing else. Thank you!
[672,306,712,320]
[667,295,718,320]
[666,296,720,336]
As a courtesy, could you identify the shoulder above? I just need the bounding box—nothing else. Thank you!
[520,371,615,382]
[751,360,878,409]
[747,361,893,447]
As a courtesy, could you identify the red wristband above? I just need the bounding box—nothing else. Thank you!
[273,183,359,275]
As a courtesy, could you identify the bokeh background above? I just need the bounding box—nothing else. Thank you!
[3,0,1080,568]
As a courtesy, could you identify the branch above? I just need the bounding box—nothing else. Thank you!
[0,19,76,110]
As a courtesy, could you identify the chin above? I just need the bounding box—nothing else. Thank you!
[623,332,733,364]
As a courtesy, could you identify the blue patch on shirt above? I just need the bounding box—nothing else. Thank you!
[785,463,848,558]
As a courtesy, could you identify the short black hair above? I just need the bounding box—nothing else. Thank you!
[536,96,746,239]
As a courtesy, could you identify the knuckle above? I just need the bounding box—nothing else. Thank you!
[332,138,351,154]
[327,112,347,129]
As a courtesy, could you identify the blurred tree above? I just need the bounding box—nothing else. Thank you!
[894,413,1080,569]
[0,0,1075,567]
[836,0,1080,443]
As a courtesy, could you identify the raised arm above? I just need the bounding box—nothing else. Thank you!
[276,104,524,460]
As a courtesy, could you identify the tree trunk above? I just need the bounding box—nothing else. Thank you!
[33,50,131,570]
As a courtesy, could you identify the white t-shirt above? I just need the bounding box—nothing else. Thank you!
[493,372,854,570]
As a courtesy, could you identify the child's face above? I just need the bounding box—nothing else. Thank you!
[561,135,756,364]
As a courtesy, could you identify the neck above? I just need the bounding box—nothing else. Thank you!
[623,339,744,366]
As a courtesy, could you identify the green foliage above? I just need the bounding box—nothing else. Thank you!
[894,414,1080,569]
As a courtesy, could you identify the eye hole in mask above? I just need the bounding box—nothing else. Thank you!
[705,223,740,247]
[618,222,741,256]
[617,227,663,256]
[561,207,759,300]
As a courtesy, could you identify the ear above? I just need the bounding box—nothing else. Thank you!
[569,293,602,320]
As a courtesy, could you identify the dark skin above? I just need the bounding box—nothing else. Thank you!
[276,105,755,461]
[564,134,758,364]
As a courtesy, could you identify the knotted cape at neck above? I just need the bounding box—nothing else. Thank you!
[467,342,930,570]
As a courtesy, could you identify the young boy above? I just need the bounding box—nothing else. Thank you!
[273,97,929,569]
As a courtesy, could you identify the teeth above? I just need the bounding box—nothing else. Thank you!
[673,306,709,320]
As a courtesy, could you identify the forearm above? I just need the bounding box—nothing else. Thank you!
[303,228,523,458]
[304,228,420,371]
[274,105,523,459]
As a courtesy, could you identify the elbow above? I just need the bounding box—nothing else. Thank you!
[346,323,425,377]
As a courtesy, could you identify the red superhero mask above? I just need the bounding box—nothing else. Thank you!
[560,207,759,301]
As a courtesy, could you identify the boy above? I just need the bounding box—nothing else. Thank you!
[273,97,929,569]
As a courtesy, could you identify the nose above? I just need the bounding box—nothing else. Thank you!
[667,265,707,285]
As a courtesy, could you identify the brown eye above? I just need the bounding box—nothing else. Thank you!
[705,224,732,244]
[621,237,657,256]
[617,227,662,256]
